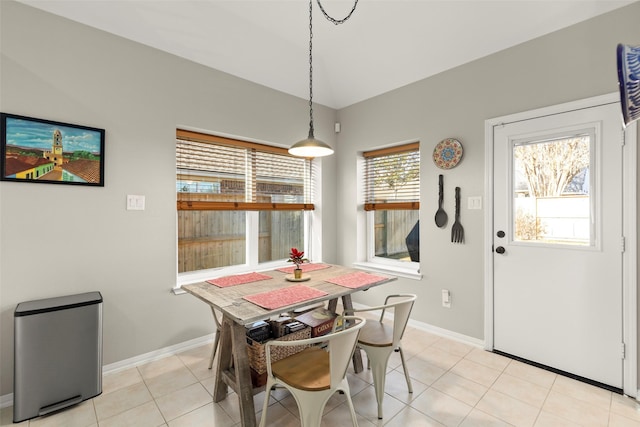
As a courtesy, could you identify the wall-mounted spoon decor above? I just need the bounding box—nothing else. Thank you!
[435,174,448,228]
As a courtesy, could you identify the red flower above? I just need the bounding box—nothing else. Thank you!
[288,247,308,268]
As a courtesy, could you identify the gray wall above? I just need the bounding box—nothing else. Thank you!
[336,2,640,340]
[0,1,337,397]
[1,0,640,399]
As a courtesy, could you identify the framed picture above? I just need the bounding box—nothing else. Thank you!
[1,113,105,186]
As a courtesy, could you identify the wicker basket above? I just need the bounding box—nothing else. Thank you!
[247,327,311,375]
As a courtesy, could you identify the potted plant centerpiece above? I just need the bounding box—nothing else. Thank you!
[288,247,308,279]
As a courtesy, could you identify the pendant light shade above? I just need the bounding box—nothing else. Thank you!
[289,130,334,157]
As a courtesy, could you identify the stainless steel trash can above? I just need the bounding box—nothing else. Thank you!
[13,291,103,423]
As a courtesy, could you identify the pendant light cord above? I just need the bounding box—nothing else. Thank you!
[316,0,359,25]
[308,0,359,137]
[308,0,315,137]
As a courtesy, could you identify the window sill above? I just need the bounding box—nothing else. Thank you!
[352,261,422,280]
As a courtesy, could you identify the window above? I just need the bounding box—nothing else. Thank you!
[176,129,314,280]
[362,142,420,271]
[512,133,593,246]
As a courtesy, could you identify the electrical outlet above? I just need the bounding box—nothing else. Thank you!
[442,289,451,308]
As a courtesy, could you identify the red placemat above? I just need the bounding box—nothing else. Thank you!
[325,271,388,289]
[276,263,331,274]
[207,272,272,288]
[243,285,328,310]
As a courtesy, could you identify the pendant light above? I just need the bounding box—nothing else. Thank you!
[289,0,359,158]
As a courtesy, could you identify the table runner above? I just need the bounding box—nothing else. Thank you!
[207,272,272,288]
[325,271,389,289]
[276,263,332,274]
[243,285,328,310]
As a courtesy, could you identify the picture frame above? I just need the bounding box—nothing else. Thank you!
[1,113,105,186]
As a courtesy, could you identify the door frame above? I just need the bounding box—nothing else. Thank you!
[483,93,638,397]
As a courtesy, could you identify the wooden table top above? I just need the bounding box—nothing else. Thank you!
[182,264,395,325]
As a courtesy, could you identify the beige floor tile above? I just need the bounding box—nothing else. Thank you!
[503,361,556,389]
[29,400,97,427]
[351,384,407,422]
[550,375,611,410]
[154,383,212,421]
[431,372,488,406]
[93,381,153,421]
[610,411,640,427]
[464,348,511,372]
[491,373,550,408]
[401,331,440,356]
[383,369,429,404]
[144,365,198,398]
[459,408,513,427]
[542,390,609,426]
[102,367,143,395]
[475,389,539,427]
[99,401,165,427]
[256,401,301,427]
[534,410,581,426]
[611,393,640,421]
[137,356,186,381]
[449,358,502,387]
[414,345,463,371]
[320,401,377,427]
[0,406,27,426]
[383,406,445,427]
[167,402,235,427]
[430,337,475,358]
[410,388,472,427]
[406,357,447,386]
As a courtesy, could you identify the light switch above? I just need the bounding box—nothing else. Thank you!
[442,289,451,308]
[468,196,482,210]
[127,195,145,211]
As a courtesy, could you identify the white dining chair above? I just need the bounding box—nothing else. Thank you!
[345,294,416,419]
[258,315,366,427]
[208,306,222,369]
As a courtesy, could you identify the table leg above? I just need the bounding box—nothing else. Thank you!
[328,295,364,373]
[230,320,257,427]
[213,316,232,402]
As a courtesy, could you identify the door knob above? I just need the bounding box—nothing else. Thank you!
[495,246,506,254]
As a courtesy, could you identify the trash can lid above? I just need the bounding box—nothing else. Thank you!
[15,291,102,317]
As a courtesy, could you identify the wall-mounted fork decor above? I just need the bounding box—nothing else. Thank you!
[451,187,464,243]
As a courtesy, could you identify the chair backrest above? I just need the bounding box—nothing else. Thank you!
[264,315,366,388]
[381,294,417,347]
[327,316,366,386]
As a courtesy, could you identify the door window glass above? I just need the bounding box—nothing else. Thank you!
[512,134,592,246]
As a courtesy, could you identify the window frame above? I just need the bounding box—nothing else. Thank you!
[356,142,421,279]
[175,129,316,287]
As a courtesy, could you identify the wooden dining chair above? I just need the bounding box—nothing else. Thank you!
[345,294,416,419]
[258,316,366,427]
[207,306,222,369]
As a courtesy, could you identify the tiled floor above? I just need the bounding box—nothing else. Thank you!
[3,324,640,427]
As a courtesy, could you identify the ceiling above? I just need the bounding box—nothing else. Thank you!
[17,0,638,109]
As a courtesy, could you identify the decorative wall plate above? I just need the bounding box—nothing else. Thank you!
[433,138,463,169]
[617,43,640,126]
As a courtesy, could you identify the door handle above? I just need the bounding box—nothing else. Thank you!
[495,246,506,254]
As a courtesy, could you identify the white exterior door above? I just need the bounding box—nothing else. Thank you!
[492,100,625,388]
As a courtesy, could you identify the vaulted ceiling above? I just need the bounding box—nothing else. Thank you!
[17,0,638,109]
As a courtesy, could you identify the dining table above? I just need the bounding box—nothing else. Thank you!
[182,263,396,427]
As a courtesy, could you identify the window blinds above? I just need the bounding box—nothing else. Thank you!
[176,129,314,211]
[363,142,420,211]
